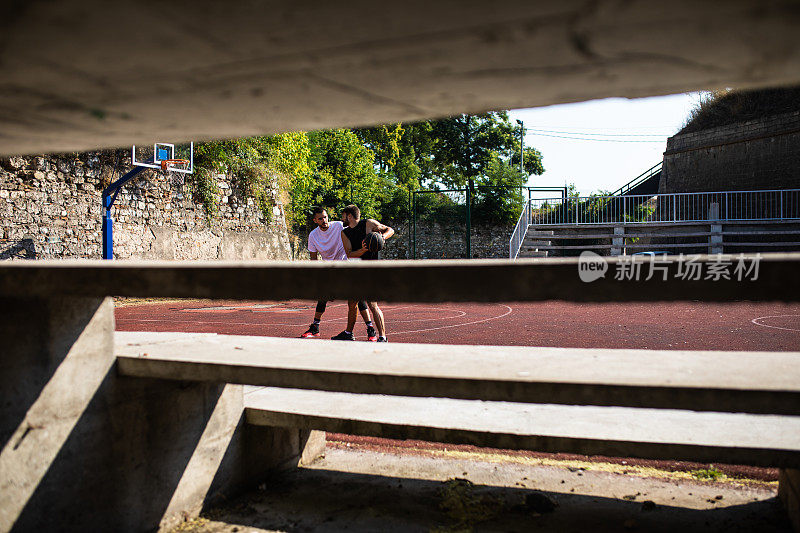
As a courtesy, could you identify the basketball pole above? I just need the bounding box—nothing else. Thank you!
[101,165,148,260]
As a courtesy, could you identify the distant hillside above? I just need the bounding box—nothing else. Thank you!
[679,86,800,135]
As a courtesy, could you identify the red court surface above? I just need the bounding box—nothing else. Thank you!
[115,299,800,351]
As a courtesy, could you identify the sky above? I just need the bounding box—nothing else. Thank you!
[508,93,703,197]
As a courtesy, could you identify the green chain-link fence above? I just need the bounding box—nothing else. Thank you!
[411,184,567,259]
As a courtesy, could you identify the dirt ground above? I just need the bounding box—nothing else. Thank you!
[174,444,789,533]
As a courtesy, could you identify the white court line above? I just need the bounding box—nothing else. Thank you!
[116,305,417,328]
[751,314,800,333]
[385,310,467,324]
[116,305,510,334]
[390,305,513,335]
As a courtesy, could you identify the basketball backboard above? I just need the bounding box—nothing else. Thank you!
[132,142,194,173]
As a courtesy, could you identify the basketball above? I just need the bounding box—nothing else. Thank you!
[365,231,385,253]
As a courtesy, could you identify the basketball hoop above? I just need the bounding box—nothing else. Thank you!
[160,159,190,171]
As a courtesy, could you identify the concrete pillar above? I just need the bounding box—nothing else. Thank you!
[709,202,723,254]
[611,226,625,256]
[779,469,800,532]
[0,296,321,532]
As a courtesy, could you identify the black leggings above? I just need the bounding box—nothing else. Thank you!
[316,300,367,313]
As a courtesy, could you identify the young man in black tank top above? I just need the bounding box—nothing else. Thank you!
[340,204,394,342]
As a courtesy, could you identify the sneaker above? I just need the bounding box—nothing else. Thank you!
[366,325,377,342]
[331,330,355,341]
[300,323,319,338]
[377,336,388,342]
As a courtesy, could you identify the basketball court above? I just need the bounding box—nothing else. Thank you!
[115,298,800,351]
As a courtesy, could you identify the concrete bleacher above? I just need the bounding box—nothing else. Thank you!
[2,257,800,531]
[115,331,800,416]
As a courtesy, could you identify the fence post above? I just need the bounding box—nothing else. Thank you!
[709,202,722,254]
[611,226,625,256]
[406,188,414,259]
[574,197,578,225]
[466,183,472,258]
[725,192,729,220]
[412,191,416,260]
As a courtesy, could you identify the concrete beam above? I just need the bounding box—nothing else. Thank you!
[245,387,800,468]
[1,254,799,303]
[116,332,800,415]
[779,469,800,532]
[0,298,321,532]
[2,1,800,155]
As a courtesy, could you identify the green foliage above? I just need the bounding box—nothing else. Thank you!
[691,467,725,481]
[239,164,275,224]
[306,129,379,219]
[408,111,543,189]
[191,111,546,231]
[414,190,466,225]
[194,133,313,227]
[472,153,526,223]
[190,169,220,219]
[435,478,504,532]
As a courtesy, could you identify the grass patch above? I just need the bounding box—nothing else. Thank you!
[680,85,800,135]
[691,467,725,481]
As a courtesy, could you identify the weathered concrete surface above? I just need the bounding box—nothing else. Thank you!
[114,331,800,415]
[136,228,293,261]
[662,111,800,194]
[189,447,791,532]
[779,468,800,532]
[244,387,800,468]
[2,254,800,304]
[0,296,114,531]
[0,299,322,532]
[2,1,800,155]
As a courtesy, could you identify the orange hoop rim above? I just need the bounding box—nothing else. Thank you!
[160,158,190,171]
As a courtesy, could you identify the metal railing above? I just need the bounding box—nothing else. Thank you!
[609,162,662,196]
[526,188,800,226]
[509,198,531,259]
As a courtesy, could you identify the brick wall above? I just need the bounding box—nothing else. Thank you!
[0,153,292,261]
[661,111,800,194]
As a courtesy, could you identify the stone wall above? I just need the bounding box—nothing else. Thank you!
[0,153,292,261]
[381,222,514,260]
[661,111,800,194]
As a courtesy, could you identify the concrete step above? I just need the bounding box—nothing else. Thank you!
[522,240,552,246]
[245,387,800,467]
[525,230,555,237]
[115,331,800,415]
[518,250,549,257]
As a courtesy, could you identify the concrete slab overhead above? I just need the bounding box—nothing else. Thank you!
[2,1,800,155]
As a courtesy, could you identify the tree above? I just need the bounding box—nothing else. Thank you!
[419,112,543,188]
[307,129,380,219]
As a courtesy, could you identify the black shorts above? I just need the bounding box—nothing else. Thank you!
[316,300,368,312]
